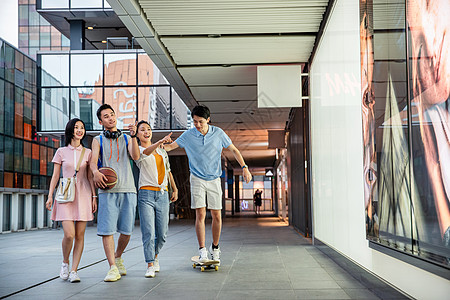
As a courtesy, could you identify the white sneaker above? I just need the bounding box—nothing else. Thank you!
[209,245,221,266]
[60,262,69,280]
[154,258,160,272]
[104,265,121,282]
[69,271,80,283]
[198,247,209,262]
[145,266,156,278]
[115,257,127,276]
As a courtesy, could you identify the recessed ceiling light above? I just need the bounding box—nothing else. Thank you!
[87,26,94,30]
[221,64,231,67]
[101,40,107,44]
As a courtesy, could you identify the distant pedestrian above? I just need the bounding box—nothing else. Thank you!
[254,189,262,215]
[46,118,97,283]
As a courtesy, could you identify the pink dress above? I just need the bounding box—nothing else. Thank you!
[51,145,94,221]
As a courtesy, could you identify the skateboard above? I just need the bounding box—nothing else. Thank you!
[191,256,219,272]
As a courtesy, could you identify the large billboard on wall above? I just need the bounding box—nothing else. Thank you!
[360,0,450,268]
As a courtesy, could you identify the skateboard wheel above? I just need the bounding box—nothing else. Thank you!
[215,266,219,271]
[193,264,196,268]
[201,267,205,272]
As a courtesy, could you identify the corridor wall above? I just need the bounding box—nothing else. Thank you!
[309,0,449,299]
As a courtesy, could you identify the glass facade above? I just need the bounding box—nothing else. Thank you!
[0,39,59,189]
[360,0,450,267]
[39,50,192,131]
[18,0,70,59]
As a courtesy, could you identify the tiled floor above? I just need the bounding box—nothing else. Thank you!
[0,216,409,299]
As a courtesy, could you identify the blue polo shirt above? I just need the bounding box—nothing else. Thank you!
[176,125,232,181]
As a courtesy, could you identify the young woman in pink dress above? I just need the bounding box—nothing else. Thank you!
[46,118,97,283]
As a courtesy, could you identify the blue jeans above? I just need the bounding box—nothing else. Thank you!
[138,189,170,264]
[97,193,137,236]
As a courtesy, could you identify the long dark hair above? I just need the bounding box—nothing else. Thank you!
[136,120,152,145]
[65,118,86,146]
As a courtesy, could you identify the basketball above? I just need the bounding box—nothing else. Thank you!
[98,167,118,190]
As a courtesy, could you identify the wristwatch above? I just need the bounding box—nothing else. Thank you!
[130,134,137,138]
[242,165,248,169]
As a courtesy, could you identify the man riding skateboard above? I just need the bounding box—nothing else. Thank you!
[164,105,252,265]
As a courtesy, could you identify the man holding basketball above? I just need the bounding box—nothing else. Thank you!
[164,105,252,265]
[90,104,140,282]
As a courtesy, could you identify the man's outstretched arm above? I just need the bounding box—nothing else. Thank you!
[226,144,252,183]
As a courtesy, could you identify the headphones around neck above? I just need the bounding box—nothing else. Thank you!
[103,129,122,139]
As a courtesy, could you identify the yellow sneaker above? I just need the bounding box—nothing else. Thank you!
[104,265,121,282]
[115,257,127,276]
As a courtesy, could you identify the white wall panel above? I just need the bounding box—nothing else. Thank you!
[309,0,449,299]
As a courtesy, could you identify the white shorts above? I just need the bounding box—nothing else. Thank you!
[190,174,222,210]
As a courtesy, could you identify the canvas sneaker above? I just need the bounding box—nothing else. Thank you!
[104,265,121,282]
[153,258,160,272]
[60,262,69,280]
[198,247,209,262]
[68,271,80,283]
[115,257,127,276]
[209,245,221,266]
[145,266,156,278]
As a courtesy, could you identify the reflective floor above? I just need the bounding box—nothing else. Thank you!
[0,217,408,299]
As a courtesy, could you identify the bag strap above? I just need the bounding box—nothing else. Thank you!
[98,135,103,169]
[74,147,86,177]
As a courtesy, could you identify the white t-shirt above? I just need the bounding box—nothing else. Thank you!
[135,146,171,190]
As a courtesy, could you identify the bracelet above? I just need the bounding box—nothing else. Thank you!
[242,165,248,169]
[92,195,98,198]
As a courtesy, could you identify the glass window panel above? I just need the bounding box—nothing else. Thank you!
[0,135,4,170]
[172,89,191,129]
[32,143,39,174]
[242,180,253,189]
[40,30,51,47]
[137,86,170,130]
[104,0,111,8]
[62,36,70,48]
[28,5,39,26]
[75,87,103,130]
[0,80,4,134]
[406,0,449,265]
[70,54,103,86]
[31,194,37,227]
[15,50,24,72]
[24,141,32,173]
[40,88,70,131]
[104,53,137,86]
[71,0,103,8]
[264,181,272,190]
[104,87,137,128]
[19,0,29,4]
[41,54,69,86]
[138,53,169,85]
[32,175,39,188]
[24,91,32,140]
[15,87,24,138]
[18,194,25,229]
[41,0,69,8]
[29,26,39,47]
[19,5,29,26]
[2,194,11,231]
[47,147,54,176]
[243,189,253,199]
[28,48,39,60]
[0,42,5,79]
[5,81,14,136]
[4,172,13,188]
[5,44,15,83]
[50,27,62,47]
[19,27,29,48]
[15,139,23,172]
[40,145,47,175]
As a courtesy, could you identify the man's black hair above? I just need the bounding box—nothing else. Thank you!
[191,105,210,120]
[96,104,115,120]
[64,118,86,146]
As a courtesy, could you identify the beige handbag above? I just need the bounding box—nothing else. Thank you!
[56,147,85,203]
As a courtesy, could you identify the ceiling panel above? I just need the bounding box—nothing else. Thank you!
[161,36,315,65]
[179,65,257,86]
[190,86,257,101]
